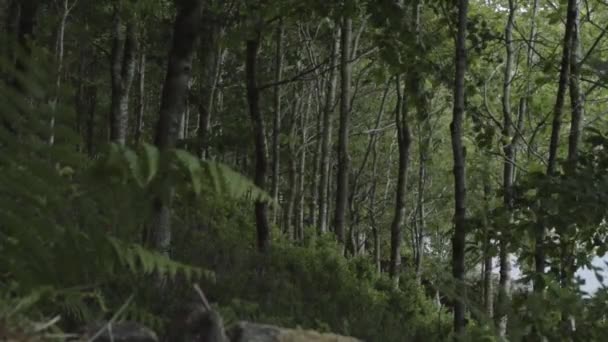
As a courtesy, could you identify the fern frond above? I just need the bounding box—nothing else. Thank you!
[108,237,213,283]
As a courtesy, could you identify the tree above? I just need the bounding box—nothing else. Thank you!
[334,15,352,246]
[497,0,515,334]
[271,18,284,224]
[196,0,224,159]
[451,0,468,334]
[109,6,136,145]
[245,9,271,253]
[537,0,578,293]
[150,0,204,256]
[388,75,411,286]
[318,28,339,235]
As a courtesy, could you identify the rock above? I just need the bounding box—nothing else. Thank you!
[227,322,363,342]
[83,321,158,342]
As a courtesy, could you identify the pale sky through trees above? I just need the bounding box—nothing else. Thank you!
[505,256,608,295]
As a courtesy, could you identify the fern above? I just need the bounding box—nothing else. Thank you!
[108,237,213,283]
[98,142,275,205]
[0,44,218,329]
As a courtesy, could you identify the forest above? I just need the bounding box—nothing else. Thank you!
[2,0,608,340]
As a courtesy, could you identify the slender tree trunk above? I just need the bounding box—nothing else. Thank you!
[283,94,300,240]
[483,244,493,318]
[516,0,538,173]
[109,11,137,145]
[49,0,73,145]
[301,24,325,229]
[296,88,312,241]
[451,0,469,334]
[271,19,284,225]
[334,16,352,245]
[318,30,339,235]
[246,22,271,253]
[134,49,146,144]
[536,0,578,293]
[415,122,429,283]
[85,84,97,156]
[411,0,428,283]
[309,92,321,229]
[8,0,40,95]
[497,0,515,335]
[481,180,493,320]
[560,4,582,336]
[567,10,583,168]
[197,2,222,159]
[370,140,381,273]
[150,0,204,257]
[389,76,411,286]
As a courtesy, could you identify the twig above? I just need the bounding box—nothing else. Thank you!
[193,283,212,311]
[33,315,61,333]
[86,295,133,342]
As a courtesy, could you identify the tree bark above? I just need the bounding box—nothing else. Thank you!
[85,84,98,156]
[481,180,494,320]
[296,88,312,241]
[536,0,578,293]
[497,0,515,335]
[516,0,538,174]
[411,0,428,283]
[334,16,352,245]
[150,0,204,257]
[134,48,146,144]
[370,140,381,273]
[246,22,271,253]
[197,2,223,159]
[283,93,300,240]
[271,19,284,225]
[414,118,429,283]
[451,0,469,334]
[318,30,339,235]
[109,10,137,146]
[567,9,583,168]
[389,76,411,286]
[49,0,74,145]
[561,4,582,336]
[8,0,40,95]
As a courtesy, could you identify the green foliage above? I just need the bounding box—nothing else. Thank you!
[0,46,218,329]
[166,200,451,341]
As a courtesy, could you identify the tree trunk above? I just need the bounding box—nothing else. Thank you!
[334,16,352,245]
[49,0,73,145]
[481,180,494,320]
[85,84,98,156]
[151,0,204,257]
[561,4,582,336]
[389,76,411,286]
[283,93,300,240]
[370,140,381,273]
[411,0,428,283]
[536,0,578,293]
[197,2,223,160]
[414,122,429,283]
[134,49,146,144]
[497,0,515,335]
[271,19,284,225]
[567,9,583,168]
[246,22,271,253]
[109,11,137,145]
[318,30,339,235]
[451,0,469,334]
[8,0,40,94]
[516,0,538,175]
[296,88,312,241]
